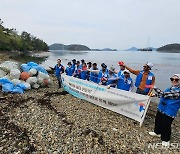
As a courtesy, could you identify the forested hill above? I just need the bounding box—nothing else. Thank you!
[157,43,180,53]
[0,19,48,51]
[49,43,91,51]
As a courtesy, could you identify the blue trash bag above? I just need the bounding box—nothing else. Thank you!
[27,62,38,67]
[2,83,14,93]
[0,78,12,85]
[21,64,31,72]
[32,66,48,74]
[12,83,26,94]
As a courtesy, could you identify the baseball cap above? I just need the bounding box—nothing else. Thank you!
[118,61,125,66]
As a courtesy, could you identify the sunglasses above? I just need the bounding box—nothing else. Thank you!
[170,78,179,82]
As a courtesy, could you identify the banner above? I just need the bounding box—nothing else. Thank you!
[61,74,151,126]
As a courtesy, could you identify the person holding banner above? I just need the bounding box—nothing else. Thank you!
[149,74,180,147]
[65,62,74,76]
[97,63,109,85]
[117,70,134,91]
[125,62,155,95]
[73,61,81,78]
[89,63,99,83]
[107,66,117,88]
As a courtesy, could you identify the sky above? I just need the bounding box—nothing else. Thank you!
[0,0,180,50]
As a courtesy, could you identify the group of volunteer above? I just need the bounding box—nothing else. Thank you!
[50,58,179,147]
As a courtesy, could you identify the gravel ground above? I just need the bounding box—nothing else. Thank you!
[0,75,179,154]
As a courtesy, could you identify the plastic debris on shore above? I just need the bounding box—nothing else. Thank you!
[0,61,51,94]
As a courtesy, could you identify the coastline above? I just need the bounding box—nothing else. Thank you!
[0,54,179,153]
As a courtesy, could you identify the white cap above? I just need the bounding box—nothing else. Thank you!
[146,62,153,69]
[173,74,180,78]
[124,69,130,74]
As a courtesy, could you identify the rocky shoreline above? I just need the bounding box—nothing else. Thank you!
[0,55,179,153]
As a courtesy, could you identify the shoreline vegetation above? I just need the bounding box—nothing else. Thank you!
[0,19,48,52]
[0,53,179,153]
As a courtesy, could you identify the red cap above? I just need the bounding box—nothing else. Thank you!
[118,61,124,66]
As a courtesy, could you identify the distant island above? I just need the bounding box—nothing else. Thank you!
[157,43,180,53]
[124,47,138,51]
[49,43,91,51]
[49,43,117,51]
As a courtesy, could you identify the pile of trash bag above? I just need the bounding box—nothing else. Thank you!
[0,61,51,94]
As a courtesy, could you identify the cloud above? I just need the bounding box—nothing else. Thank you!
[0,0,180,49]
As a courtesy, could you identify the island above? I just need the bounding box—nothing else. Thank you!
[157,43,180,53]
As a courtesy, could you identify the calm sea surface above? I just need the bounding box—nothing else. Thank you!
[41,50,180,90]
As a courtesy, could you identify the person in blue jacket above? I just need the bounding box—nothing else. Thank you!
[97,63,109,85]
[87,63,108,85]
[117,70,133,91]
[80,63,88,80]
[73,61,81,78]
[106,66,117,88]
[149,74,180,147]
[65,62,74,76]
[89,63,99,83]
[49,59,64,88]
[71,59,76,73]
[87,62,92,81]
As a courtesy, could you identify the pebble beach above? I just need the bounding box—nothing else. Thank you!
[0,53,179,153]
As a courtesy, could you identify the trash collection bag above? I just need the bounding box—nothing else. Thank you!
[20,72,30,80]
[32,66,48,74]
[10,69,21,80]
[0,69,7,78]
[37,71,49,80]
[0,61,19,72]
[22,82,31,90]
[2,75,11,80]
[12,79,21,85]
[26,77,38,85]
[27,62,38,67]
[21,64,31,72]
[21,62,48,74]
[29,68,37,76]
[0,78,12,85]
[32,83,40,89]
[2,83,14,93]
[12,83,26,94]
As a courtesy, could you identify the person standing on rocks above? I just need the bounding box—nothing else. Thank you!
[49,59,65,88]
[125,62,155,95]
[149,74,180,147]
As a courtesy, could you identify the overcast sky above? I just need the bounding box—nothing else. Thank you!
[0,0,180,49]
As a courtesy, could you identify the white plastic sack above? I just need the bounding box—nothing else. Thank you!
[37,71,50,80]
[26,77,38,85]
[29,68,37,76]
[0,61,19,72]
[32,83,40,89]
[12,79,21,85]
[37,78,44,85]
[38,78,51,87]
[0,69,6,78]
[2,75,11,80]
[23,82,31,90]
[10,69,21,80]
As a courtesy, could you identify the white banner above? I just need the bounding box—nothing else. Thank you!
[61,74,151,126]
